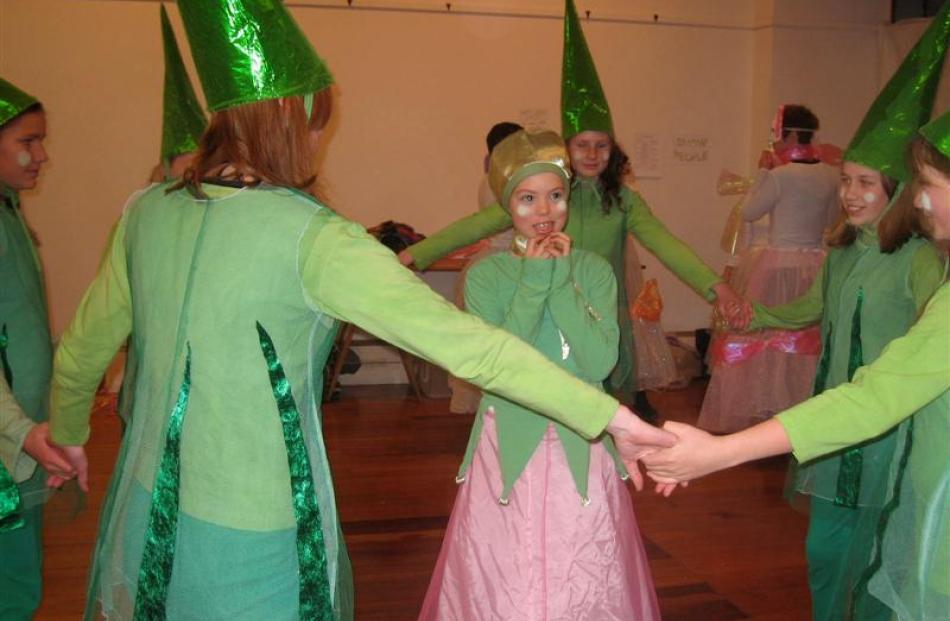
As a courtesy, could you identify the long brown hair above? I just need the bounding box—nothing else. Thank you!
[176,89,333,198]
[826,167,923,253]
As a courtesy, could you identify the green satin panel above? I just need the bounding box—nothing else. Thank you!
[834,288,864,509]
[0,460,22,533]
[133,345,192,620]
[256,323,332,620]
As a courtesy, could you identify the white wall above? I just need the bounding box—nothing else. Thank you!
[1,0,907,334]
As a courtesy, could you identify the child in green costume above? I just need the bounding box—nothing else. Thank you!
[732,7,949,618]
[400,0,746,418]
[644,110,950,621]
[0,76,76,619]
[421,130,662,620]
[47,3,674,620]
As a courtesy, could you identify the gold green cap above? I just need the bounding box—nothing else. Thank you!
[176,0,333,112]
[160,5,206,162]
[0,78,39,128]
[844,2,950,181]
[489,130,571,209]
[561,0,613,139]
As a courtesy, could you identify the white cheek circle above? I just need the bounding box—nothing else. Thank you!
[15,151,31,167]
[863,192,877,204]
[555,200,568,213]
[919,190,933,213]
[514,204,532,217]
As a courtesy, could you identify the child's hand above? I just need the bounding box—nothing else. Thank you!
[22,423,76,480]
[525,236,555,259]
[545,233,572,258]
[642,421,727,483]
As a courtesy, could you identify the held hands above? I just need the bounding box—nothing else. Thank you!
[712,282,753,331]
[524,233,572,259]
[605,406,679,492]
[46,445,89,492]
[23,423,76,481]
[641,421,730,485]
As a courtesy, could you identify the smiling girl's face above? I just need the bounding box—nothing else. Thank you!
[839,161,891,227]
[509,172,569,239]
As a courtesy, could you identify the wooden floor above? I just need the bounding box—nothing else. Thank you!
[36,381,812,620]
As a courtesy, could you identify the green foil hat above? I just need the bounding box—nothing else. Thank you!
[844,1,950,181]
[489,130,572,209]
[176,0,333,112]
[160,5,206,162]
[0,78,39,128]
[919,110,950,159]
[561,0,614,139]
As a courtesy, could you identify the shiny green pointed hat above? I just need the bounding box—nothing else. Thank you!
[176,0,333,112]
[919,109,950,158]
[0,78,39,128]
[844,1,950,181]
[160,5,206,162]
[561,0,613,139]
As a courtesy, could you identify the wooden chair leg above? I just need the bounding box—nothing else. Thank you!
[398,349,424,401]
[328,323,356,398]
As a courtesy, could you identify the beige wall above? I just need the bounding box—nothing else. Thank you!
[2,0,922,335]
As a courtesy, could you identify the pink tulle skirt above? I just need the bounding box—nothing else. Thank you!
[419,409,659,621]
[698,246,824,433]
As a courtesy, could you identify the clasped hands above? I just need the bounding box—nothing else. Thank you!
[608,408,726,497]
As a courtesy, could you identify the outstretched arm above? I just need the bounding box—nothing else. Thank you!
[404,203,512,269]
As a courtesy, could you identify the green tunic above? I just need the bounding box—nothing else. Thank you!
[751,229,943,506]
[778,282,949,621]
[0,185,51,617]
[459,249,622,500]
[50,182,622,620]
[751,226,943,620]
[407,181,722,395]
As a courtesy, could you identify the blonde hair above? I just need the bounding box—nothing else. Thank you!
[176,89,333,198]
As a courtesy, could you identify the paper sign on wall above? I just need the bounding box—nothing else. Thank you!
[629,132,661,179]
[671,135,710,164]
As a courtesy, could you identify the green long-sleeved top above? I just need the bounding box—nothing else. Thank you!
[0,375,35,483]
[749,224,943,506]
[777,282,949,618]
[459,249,621,499]
[50,182,621,531]
[0,186,51,505]
[407,181,722,393]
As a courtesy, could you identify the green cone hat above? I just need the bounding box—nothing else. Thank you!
[160,5,206,162]
[844,1,950,181]
[920,109,950,158]
[176,0,333,112]
[0,78,39,128]
[561,0,613,139]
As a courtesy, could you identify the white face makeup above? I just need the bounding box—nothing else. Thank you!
[839,161,890,228]
[913,164,950,241]
[508,172,569,240]
[567,131,611,180]
[0,110,48,191]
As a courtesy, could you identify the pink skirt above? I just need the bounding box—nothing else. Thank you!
[419,409,659,621]
[698,246,824,433]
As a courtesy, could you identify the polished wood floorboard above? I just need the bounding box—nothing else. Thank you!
[36,381,811,619]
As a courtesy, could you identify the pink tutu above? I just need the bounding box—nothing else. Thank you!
[698,246,824,433]
[419,409,659,620]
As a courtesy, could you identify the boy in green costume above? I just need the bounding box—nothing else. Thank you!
[47,2,674,619]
